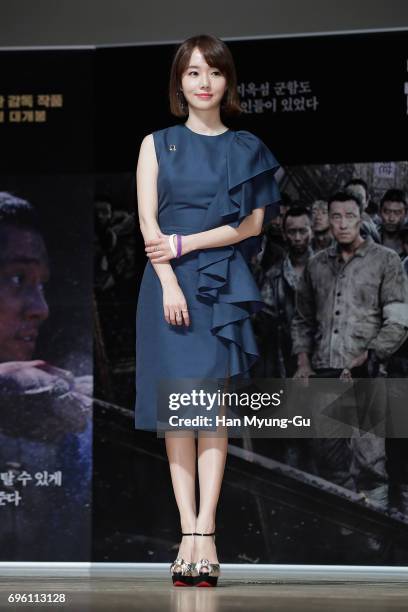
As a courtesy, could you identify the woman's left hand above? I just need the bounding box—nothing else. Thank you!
[145,231,175,262]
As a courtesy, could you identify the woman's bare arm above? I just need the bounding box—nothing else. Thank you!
[182,209,264,253]
[137,134,178,286]
[137,134,190,326]
[145,207,265,263]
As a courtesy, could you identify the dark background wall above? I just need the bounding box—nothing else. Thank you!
[0,0,407,47]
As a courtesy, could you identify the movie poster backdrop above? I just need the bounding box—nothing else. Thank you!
[0,50,93,561]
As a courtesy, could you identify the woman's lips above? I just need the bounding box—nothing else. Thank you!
[15,333,38,345]
[195,94,213,99]
[16,339,36,349]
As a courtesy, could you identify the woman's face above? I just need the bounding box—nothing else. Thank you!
[0,225,49,362]
[180,47,227,113]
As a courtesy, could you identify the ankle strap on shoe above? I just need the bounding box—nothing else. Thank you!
[194,532,215,536]
[181,532,195,536]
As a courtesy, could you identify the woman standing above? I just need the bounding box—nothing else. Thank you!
[135,34,280,586]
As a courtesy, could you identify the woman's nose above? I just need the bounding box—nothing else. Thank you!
[24,287,49,321]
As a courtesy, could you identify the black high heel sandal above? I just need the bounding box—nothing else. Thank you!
[194,532,221,587]
[170,533,197,587]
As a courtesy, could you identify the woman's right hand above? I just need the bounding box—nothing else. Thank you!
[162,282,190,327]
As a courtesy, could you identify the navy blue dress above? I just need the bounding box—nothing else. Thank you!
[135,124,280,431]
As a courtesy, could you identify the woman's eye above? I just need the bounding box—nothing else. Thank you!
[10,274,24,287]
[8,275,48,292]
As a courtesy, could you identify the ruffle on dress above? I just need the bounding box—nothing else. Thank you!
[196,130,281,378]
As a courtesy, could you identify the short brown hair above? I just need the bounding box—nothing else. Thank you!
[169,34,242,118]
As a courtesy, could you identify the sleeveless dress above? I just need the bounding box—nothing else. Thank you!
[135,124,280,431]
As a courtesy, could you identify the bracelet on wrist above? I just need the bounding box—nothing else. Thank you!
[176,234,182,258]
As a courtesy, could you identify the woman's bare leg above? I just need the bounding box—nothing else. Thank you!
[195,370,230,563]
[195,428,228,563]
[165,431,197,561]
